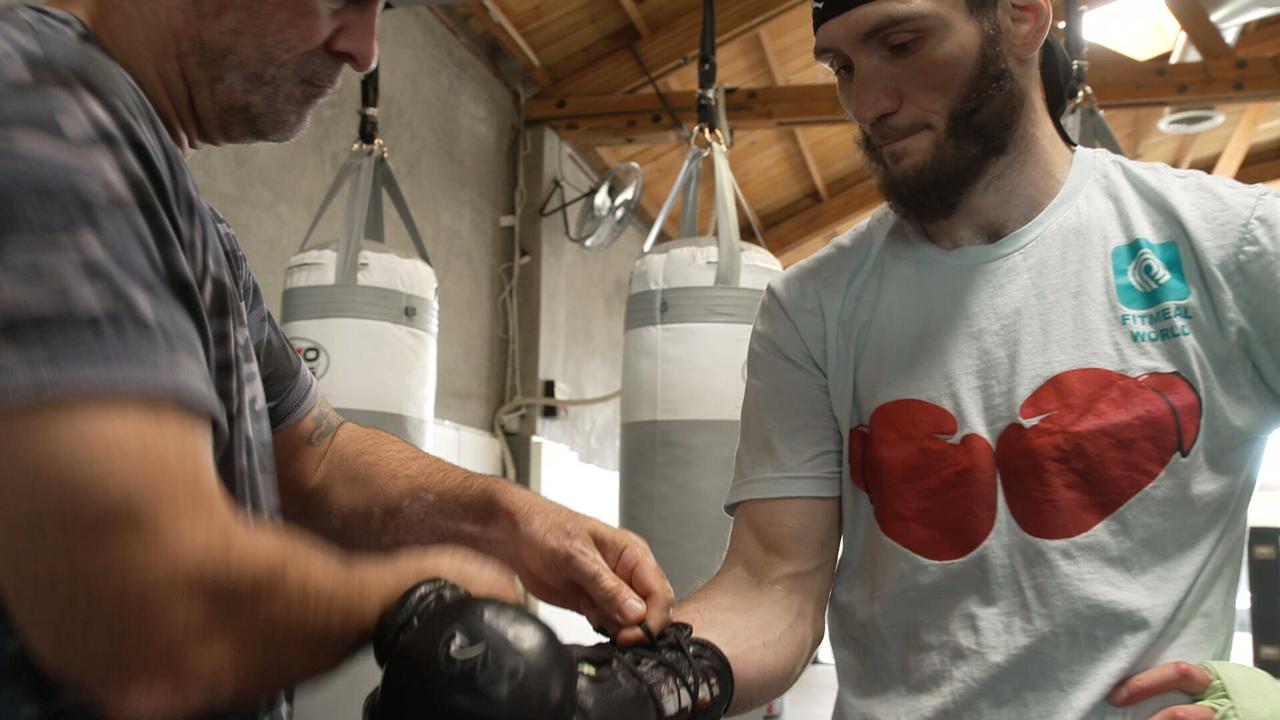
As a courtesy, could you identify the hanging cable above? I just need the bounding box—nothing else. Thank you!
[696,0,717,130]
[359,67,380,146]
[629,46,691,141]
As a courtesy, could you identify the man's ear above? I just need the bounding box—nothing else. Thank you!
[1003,0,1054,61]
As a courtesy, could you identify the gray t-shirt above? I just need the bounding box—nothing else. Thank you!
[0,6,318,718]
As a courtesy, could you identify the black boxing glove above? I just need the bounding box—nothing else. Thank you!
[364,579,577,720]
[571,623,734,720]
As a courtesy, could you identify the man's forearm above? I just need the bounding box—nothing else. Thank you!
[125,519,447,717]
[280,417,523,558]
[674,565,828,715]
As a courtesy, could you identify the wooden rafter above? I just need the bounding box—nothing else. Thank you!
[1213,102,1268,177]
[1165,0,1234,60]
[529,55,1280,142]
[439,1,553,88]
[1124,107,1164,158]
[1175,134,1200,169]
[617,0,651,37]
[758,26,830,201]
[549,0,805,96]
[766,176,883,258]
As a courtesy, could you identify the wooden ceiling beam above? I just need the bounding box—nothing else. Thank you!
[758,27,830,201]
[765,176,883,260]
[617,0,651,37]
[1090,54,1280,108]
[1213,102,1268,177]
[1165,0,1234,60]
[1175,134,1200,168]
[529,55,1280,142]
[548,0,805,96]
[528,84,848,144]
[443,1,553,89]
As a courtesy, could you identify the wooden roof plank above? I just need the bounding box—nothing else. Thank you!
[618,0,651,37]
[1213,102,1268,176]
[549,0,806,96]
[530,55,1280,141]
[473,0,553,88]
[758,26,830,201]
[765,175,882,257]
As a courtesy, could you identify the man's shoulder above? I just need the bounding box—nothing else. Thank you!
[1090,147,1270,215]
[0,6,160,140]
[2,7,109,88]
[769,206,894,304]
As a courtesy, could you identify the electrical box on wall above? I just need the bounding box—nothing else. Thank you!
[1250,527,1280,675]
[542,379,564,418]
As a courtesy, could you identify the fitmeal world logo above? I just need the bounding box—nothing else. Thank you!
[1111,238,1195,344]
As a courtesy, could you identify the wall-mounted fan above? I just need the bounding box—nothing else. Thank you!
[540,162,644,251]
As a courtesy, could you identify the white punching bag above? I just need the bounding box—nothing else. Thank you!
[282,244,438,450]
[621,142,783,599]
[279,135,439,453]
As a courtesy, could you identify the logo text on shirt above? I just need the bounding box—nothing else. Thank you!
[1111,238,1195,344]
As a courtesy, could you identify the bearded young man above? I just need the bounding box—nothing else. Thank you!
[0,2,675,718]
[657,0,1280,718]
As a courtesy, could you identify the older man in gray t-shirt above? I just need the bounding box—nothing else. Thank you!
[0,4,673,719]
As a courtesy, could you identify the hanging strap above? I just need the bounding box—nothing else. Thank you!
[643,145,707,253]
[678,158,702,239]
[382,155,433,267]
[335,146,379,285]
[730,168,766,248]
[711,141,741,287]
[295,144,434,286]
[297,147,364,255]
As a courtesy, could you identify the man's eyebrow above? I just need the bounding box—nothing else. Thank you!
[814,12,927,60]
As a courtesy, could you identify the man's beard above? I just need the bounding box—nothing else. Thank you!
[858,24,1026,225]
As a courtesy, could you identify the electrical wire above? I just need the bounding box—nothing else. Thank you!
[492,391,622,482]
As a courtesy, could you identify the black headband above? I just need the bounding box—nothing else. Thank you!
[813,0,870,34]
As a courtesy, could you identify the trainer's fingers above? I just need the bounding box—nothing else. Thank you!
[595,527,674,633]
[1109,662,1213,707]
[569,537,648,629]
[1146,705,1216,720]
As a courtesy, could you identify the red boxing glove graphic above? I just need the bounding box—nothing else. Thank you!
[849,400,998,562]
[995,369,1201,540]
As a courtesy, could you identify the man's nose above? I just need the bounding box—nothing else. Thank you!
[847,75,901,129]
[326,1,382,74]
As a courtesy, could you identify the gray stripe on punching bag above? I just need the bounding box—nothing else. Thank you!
[620,419,741,599]
[337,408,431,450]
[624,287,764,331]
[282,285,439,334]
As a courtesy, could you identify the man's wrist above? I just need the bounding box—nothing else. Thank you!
[470,472,527,564]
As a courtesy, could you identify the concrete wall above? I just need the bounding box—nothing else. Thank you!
[187,7,517,431]
[516,127,650,472]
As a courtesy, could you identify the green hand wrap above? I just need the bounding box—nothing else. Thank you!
[1194,662,1280,720]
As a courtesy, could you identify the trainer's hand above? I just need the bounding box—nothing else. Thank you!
[511,495,674,645]
[1108,661,1215,719]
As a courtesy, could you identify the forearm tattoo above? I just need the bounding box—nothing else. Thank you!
[307,397,347,447]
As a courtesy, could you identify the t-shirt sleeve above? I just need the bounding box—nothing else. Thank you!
[1238,187,1280,419]
[220,226,317,431]
[0,75,221,420]
[725,282,845,515]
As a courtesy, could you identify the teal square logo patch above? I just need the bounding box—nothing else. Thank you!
[1112,238,1191,310]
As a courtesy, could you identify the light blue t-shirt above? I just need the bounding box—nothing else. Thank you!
[729,148,1280,719]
